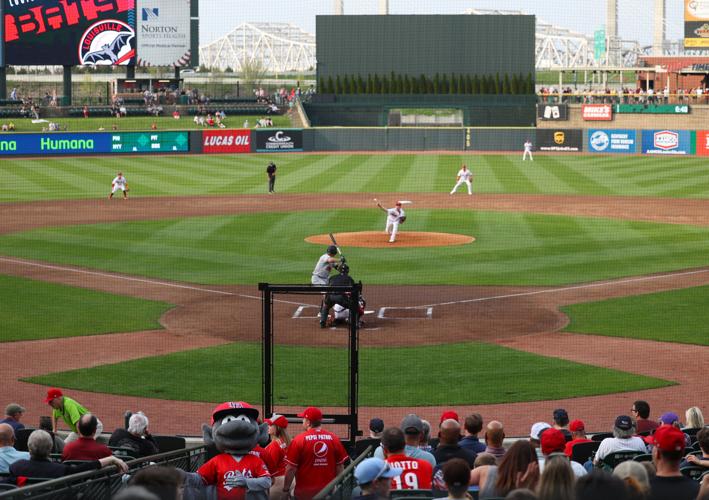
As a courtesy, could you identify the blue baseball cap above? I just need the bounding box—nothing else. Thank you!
[354,458,402,485]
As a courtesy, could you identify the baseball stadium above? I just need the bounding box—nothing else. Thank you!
[1,0,708,498]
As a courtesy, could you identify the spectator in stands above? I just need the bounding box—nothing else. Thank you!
[283,406,349,500]
[108,411,159,458]
[9,429,128,480]
[373,414,436,467]
[684,406,705,430]
[682,427,709,469]
[38,416,64,454]
[552,409,572,441]
[656,412,691,447]
[151,123,158,130]
[575,471,630,500]
[45,388,102,443]
[442,458,471,500]
[564,420,592,458]
[459,413,486,455]
[264,413,290,495]
[10,88,17,101]
[0,423,29,474]
[355,418,384,457]
[83,105,89,118]
[613,460,650,500]
[484,420,506,464]
[1,124,8,132]
[0,404,25,435]
[469,440,539,498]
[129,465,182,500]
[648,425,699,500]
[420,419,434,453]
[474,453,496,467]
[434,419,475,468]
[530,422,551,463]
[113,486,160,500]
[353,457,402,500]
[594,416,648,465]
[243,119,249,128]
[633,401,659,434]
[61,414,112,461]
[8,122,15,131]
[539,428,586,477]
[206,114,215,127]
[536,453,575,500]
[382,426,433,490]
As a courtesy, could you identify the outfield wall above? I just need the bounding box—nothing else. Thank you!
[1,127,709,156]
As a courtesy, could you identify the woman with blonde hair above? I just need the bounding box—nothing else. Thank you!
[685,407,705,430]
[264,414,291,498]
[536,454,574,500]
[613,460,649,500]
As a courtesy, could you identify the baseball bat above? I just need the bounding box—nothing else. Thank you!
[329,232,345,263]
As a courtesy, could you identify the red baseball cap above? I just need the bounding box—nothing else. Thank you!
[651,425,685,452]
[44,388,63,404]
[569,420,585,432]
[210,401,259,425]
[297,407,323,421]
[541,428,566,455]
[440,410,459,424]
[265,414,289,429]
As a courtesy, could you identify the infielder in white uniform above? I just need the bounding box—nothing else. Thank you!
[523,139,534,161]
[450,164,474,195]
[376,200,406,243]
[311,245,341,285]
[109,172,129,199]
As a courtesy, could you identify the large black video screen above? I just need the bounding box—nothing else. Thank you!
[4,0,136,66]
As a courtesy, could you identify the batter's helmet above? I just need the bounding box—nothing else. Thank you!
[327,245,338,255]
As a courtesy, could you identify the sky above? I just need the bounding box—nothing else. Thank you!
[198,0,686,47]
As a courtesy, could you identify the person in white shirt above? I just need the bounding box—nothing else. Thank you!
[376,200,406,244]
[523,140,533,161]
[593,415,648,465]
[109,172,128,200]
[450,165,474,195]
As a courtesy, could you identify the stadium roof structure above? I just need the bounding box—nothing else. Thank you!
[199,22,316,73]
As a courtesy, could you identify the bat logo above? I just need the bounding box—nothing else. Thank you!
[79,20,135,66]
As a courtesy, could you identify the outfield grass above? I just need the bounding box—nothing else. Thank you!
[3,153,709,203]
[561,285,709,345]
[23,341,673,406]
[0,274,173,342]
[1,115,291,134]
[2,210,709,286]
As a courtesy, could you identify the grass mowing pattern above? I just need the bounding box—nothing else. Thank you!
[0,274,173,342]
[4,154,709,202]
[2,210,709,286]
[23,341,673,406]
[561,285,709,345]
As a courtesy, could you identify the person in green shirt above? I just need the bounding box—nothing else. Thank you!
[44,388,103,443]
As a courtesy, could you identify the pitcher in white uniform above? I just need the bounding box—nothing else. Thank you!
[311,245,340,285]
[450,165,474,195]
[376,200,406,243]
[109,172,128,199]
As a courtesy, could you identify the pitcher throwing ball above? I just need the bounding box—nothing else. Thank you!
[376,199,406,243]
[450,164,473,195]
[109,172,128,199]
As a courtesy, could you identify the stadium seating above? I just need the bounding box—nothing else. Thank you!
[591,432,613,442]
[570,441,600,464]
[13,428,34,452]
[632,453,652,462]
[601,451,643,470]
[679,465,706,480]
[151,435,186,453]
[0,483,18,490]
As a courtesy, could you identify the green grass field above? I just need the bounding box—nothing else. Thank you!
[561,285,709,346]
[23,341,672,406]
[0,274,172,342]
[3,153,709,203]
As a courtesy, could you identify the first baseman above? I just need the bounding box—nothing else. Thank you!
[450,164,474,195]
[376,200,406,243]
[311,245,341,285]
[109,172,128,199]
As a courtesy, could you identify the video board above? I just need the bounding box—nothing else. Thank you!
[685,0,709,48]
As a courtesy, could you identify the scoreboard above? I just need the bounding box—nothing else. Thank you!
[111,132,189,153]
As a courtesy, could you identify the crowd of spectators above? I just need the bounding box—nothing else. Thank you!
[1,393,707,500]
[537,85,708,105]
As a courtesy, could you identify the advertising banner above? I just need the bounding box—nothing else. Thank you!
[3,0,136,66]
[536,104,569,121]
[255,129,303,152]
[696,130,709,156]
[588,129,637,154]
[136,0,191,66]
[536,129,582,152]
[641,130,695,155]
[202,129,252,153]
[582,104,613,121]
[614,104,690,114]
[685,0,709,48]
[0,133,112,155]
[110,132,189,152]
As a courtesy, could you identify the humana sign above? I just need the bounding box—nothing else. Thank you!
[41,138,95,150]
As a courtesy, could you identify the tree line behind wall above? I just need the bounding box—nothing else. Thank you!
[318,72,534,95]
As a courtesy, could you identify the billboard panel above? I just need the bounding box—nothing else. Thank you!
[536,129,582,152]
[136,0,191,66]
[536,104,568,121]
[110,132,188,152]
[696,130,709,156]
[202,129,252,154]
[582,104,613,121]
[685,0,709,48]
[255,129,303,152]
[588,129,637,153]
[0,133,112,155]
[641,130,695,155]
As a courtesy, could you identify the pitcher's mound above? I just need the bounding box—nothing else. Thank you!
[305,231,475,248]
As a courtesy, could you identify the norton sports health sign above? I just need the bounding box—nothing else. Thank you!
[136,0,191,66]
[3,0,136,66]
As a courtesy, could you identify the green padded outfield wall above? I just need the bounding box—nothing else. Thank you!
[316,15,535,81]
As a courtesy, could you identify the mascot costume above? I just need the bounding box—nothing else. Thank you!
[182,401,272,500]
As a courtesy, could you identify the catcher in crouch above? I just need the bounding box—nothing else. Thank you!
[319,263,362,328]
[376,199,406,243]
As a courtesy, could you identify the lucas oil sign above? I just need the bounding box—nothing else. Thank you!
[202,129,252,153]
